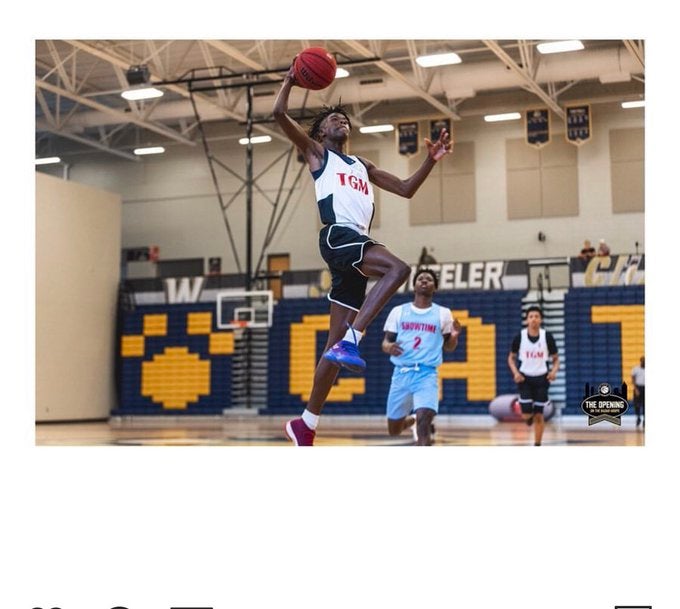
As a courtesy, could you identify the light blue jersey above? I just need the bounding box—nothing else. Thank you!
[383,302,452,368]
[384,302,454,419]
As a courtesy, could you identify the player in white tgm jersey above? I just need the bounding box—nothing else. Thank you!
[313,147,375,233]
[507,306,559,446]
[274,59,452,446]
[382,269,461,446]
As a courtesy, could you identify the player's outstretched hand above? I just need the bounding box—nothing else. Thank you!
[425,128,453,161]
[285,58,298,86]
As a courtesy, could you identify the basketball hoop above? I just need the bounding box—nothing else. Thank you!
[231,320,248,340]
[215,290,273,330]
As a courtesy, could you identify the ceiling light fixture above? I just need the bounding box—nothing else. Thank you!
[416,52,462,67]
[484,112,522,122]
[133,146,165,156]
[335,67,350,78]
[359,124,395,134]
[35,156,61,165]
[239,135,272,145]
[536,40,584,54]
[121,87,164,101]
[121,64,164,101]
[621,100,645,109]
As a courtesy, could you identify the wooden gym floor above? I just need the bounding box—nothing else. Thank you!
[35,414,645,447]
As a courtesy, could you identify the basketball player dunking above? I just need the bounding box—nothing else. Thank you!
[273,60,453,446]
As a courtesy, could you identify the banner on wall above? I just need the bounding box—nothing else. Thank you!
[570,254,645,287]
[565,104,592,145]
[126,259,531,304]
[208,257,222,275]
[526,108,550,148]
[398,121,419,155]
[430,118,451,141]
[124,246,158,262]
[396,260,529,291]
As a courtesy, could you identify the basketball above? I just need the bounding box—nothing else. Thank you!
[293,47,337,90]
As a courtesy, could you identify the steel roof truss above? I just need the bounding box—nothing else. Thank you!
[343,39,459,121]
[36,79,195,145]
[483,39,565,120]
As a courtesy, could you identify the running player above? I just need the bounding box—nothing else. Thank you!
[274,60,452,446]
[382,269,461,446]
[507,306,559,446]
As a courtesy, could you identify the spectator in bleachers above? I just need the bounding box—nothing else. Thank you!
[578,239,596,262]
[597,238,611,256]
[631,355,645,428]
[418,246,437,267]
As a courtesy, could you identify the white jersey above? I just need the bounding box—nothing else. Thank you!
[384,302,453,368]
[517,328,551,376]
[631,365,645,387]
[312,148,375,235]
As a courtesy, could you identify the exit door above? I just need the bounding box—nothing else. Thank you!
[267,253,290,300]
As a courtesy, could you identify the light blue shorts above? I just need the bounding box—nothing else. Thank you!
[386,365,439,420]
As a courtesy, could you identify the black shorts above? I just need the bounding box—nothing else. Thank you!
[518,374,550,410]
[318,224,381,311]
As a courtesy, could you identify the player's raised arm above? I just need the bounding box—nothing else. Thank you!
[273,64,324,167]
[359,128,453,198]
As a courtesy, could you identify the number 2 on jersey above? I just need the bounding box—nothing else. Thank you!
[413,336,422,350]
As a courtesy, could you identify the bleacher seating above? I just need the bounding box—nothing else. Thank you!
[564,286,644,413]
[114,285,644,417]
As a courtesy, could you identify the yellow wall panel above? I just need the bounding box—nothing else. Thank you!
[143,314,168,336]
[188,312,213,335]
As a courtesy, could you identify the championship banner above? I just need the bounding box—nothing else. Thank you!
[398,121,419,155]
[430,118,451,141]
[565,104,592,145]
[526,108,550,148]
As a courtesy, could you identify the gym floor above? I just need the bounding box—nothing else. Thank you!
[35,414,644,447]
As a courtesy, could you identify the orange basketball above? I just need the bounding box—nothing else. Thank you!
[293,47,337,90]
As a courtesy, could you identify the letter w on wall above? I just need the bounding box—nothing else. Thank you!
[165,277,205,303]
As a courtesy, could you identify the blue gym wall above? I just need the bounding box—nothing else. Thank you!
[264,290,524,415]
[115,286,644,416]
[116,303,233,415]
[564,286,644,413]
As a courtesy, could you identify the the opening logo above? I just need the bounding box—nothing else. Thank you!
[581,382,629,425]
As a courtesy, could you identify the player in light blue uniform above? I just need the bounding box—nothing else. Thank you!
[382,269,461,445]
